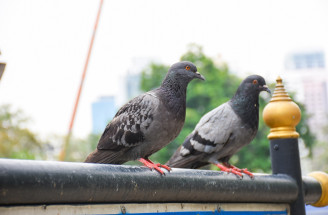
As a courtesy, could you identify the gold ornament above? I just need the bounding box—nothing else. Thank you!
[263,76,301,139]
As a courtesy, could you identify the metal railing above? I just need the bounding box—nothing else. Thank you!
[0,158,322,205]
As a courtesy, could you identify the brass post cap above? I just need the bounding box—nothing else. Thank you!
[263,76,301,139]
[308,171,328,207]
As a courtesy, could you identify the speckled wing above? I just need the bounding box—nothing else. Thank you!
[180,102,237,156]
[97,93,158,151]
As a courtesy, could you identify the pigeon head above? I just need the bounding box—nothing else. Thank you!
[236,75,271,96]
[162,61,205,88]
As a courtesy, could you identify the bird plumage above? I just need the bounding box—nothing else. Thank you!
[85,61,204,174]
[166,75,270,177]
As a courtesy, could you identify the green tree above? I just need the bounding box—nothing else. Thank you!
[295,101,316,156]
[313,116,328,172]
[0,104,46,159]
[64,133,101,162]
[141,44,315,173]
[141,63,170,91]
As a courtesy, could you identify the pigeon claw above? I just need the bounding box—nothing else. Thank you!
[138,158,167,175]
[156,163,172,172]
[215,163,243,178]
[238,168,254,178]
[223,162,254,178]
[228,168,243,178]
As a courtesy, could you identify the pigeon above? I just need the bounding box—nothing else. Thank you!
[85,61,205,174]
[166,75,271,178]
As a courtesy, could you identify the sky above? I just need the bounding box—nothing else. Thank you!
[0,0,328,139]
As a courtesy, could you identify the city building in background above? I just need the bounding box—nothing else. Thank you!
[285,51,325,70]
[284,50,328,140]
[91,96,117,134]
[125,73,141,100]
[123,57,157,101]
[283,50,328,173]
[116,57,159,107]
[91,58,156,134]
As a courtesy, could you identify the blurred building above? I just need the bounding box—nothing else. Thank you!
[285,51,325,70]
[91,58,157,134]
[125,73,141,100]
[124,57,157,100]
[117,57,160,107]
[91,96,117,134]
[283,51,328,141]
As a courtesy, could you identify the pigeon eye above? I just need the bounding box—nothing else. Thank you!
[185,66,191,70]
[253,80,258,85]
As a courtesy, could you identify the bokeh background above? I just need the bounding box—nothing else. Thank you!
[0,0,327,178]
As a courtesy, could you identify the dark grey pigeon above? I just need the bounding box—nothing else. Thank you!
[166,75,270,177]
[85,61,205,174]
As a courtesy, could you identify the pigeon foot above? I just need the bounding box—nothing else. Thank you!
[215,163,243,178]
[223,162,254,178]
[155,163,172,171]
[138,158,169,175]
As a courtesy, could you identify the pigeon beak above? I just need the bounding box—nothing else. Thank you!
[195,72,205,81]
[262,85,271,94]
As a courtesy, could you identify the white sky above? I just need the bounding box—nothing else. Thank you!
[0,0,328,139]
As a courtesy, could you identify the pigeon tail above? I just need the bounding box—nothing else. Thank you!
[84,149,126,164]
[166,146,208,169]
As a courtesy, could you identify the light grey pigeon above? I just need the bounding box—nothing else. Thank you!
[166,75,270,177]
[85,61,205,174]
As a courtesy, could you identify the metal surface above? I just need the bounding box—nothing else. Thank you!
[307,172,328,207]
[270,138,306,215]
[303,176,322,205]
[0,159,299,205]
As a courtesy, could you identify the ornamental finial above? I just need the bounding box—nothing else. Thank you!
[263,76,301,139]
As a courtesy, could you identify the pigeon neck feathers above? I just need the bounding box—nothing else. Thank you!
[161,70,190,93]
[158,74,187,119]
[229,81,260,130]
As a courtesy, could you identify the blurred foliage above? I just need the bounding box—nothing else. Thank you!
[141,63,170,92]
[63,133,100,162]
[140,44,316,173]
[295,101,316,157]
[311,115,328,172]
[0,104,47,159]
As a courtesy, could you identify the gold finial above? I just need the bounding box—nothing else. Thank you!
[276,76,282,84]
[263,76,301,139]
[270,76,292,102]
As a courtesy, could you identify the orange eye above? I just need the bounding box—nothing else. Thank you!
[185,66,191,70]
[253,80,258,85]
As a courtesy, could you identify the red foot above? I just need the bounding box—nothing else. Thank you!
[223,162,254,178]
[215,163,243,177]
[138,158,171,175]
[156,163,172,171]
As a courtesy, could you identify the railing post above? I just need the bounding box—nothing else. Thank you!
[263,76,305,215]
